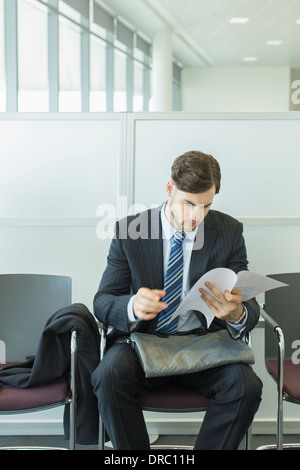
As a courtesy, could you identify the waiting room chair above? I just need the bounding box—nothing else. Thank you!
[98,324,252,450]
[259,273,300,450]
[0,274,77,450]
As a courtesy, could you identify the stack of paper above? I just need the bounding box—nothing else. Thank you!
[168,268,288,327]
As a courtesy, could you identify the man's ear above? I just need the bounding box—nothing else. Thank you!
[166,181,175,197]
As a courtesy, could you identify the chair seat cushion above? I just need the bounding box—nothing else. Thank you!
[140,383,209,411]
[0,363,69,412]
[266,359,300,401]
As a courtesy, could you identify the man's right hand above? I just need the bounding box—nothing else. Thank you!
[132,288,167,321]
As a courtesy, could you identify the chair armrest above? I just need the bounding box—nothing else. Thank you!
[260,308,281,331]
[70,330,77,450]
[260,308,285,363]
[70,330,77,390]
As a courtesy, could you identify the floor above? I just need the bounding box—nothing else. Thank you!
[0,434,300,450]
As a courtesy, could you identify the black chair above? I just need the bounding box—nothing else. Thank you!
[0,274,77,450]
[259,273,300,450]
[98,324,252,450]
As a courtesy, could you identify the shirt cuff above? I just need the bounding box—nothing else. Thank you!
[127,294,140,324]
[226,305,248,337]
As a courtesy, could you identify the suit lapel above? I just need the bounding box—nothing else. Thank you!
[141,206,164,290]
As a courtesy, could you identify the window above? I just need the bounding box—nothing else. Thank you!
[133,41,150,112]
[133,61,144,112]
[114,49,127,112]
[18,0,48,112]
[59,15,81,111]
[59,0,82,24]
[0,0,5,111]
[1,0,153,112]
[90,35,106,111]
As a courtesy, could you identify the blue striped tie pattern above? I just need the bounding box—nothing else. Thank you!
[155,231,185,334]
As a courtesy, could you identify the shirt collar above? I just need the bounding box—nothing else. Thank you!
[160,203,198,242]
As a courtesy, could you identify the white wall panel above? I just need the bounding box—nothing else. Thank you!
[0,113,122,440]
[133,112,300,436]
[1,112,300,439]
[133,113,300,219]
[0,116,119,218]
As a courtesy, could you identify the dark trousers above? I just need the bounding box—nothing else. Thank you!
[91,342,262,450]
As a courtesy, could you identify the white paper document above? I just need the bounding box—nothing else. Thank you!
[168,268,288,328]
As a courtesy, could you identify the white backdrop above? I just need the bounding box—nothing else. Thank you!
[133,113,300,276]
[134,115,300,217]
[1,112,300,438]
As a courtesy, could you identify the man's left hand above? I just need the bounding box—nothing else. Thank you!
[199,282,244,324]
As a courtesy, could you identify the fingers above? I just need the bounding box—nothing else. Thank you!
[230,287,242,298]
[133,288,167,321]
[199,282,243,323]
[139,288,166,302]
[201,281,225,303]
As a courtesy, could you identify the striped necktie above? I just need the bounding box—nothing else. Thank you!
[155,231,185,334]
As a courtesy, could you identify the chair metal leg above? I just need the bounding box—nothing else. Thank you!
[276,327,285,450]
[257,323,286,451]
[98,325,107,450]
[98,416,106,450]
[243,332,252,450]
[244,425,252,450]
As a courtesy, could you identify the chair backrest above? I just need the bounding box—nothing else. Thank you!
[264,273,300,361]
[0,274,71,362]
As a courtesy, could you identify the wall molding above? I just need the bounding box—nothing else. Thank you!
[0,218,99,227]
[237,217,300,226]
[0,217,300,227]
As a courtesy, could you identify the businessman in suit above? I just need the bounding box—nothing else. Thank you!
[91,150,262,450]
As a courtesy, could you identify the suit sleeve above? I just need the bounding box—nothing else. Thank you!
[93,222,132,332]
[226,222,260,336]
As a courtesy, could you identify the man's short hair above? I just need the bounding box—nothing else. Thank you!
[171,150,221,194]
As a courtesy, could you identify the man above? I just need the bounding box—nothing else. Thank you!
[91,150,262,450]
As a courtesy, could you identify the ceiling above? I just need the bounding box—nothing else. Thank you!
[97,0,300,68]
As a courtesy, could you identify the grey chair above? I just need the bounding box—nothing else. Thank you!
[0,274,77,450]
[98,324,252,450]
[259,273,300,450]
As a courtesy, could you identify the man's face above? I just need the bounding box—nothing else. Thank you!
[166,181,216,232]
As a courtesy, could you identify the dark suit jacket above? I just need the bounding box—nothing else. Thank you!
[94,207,260,344]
